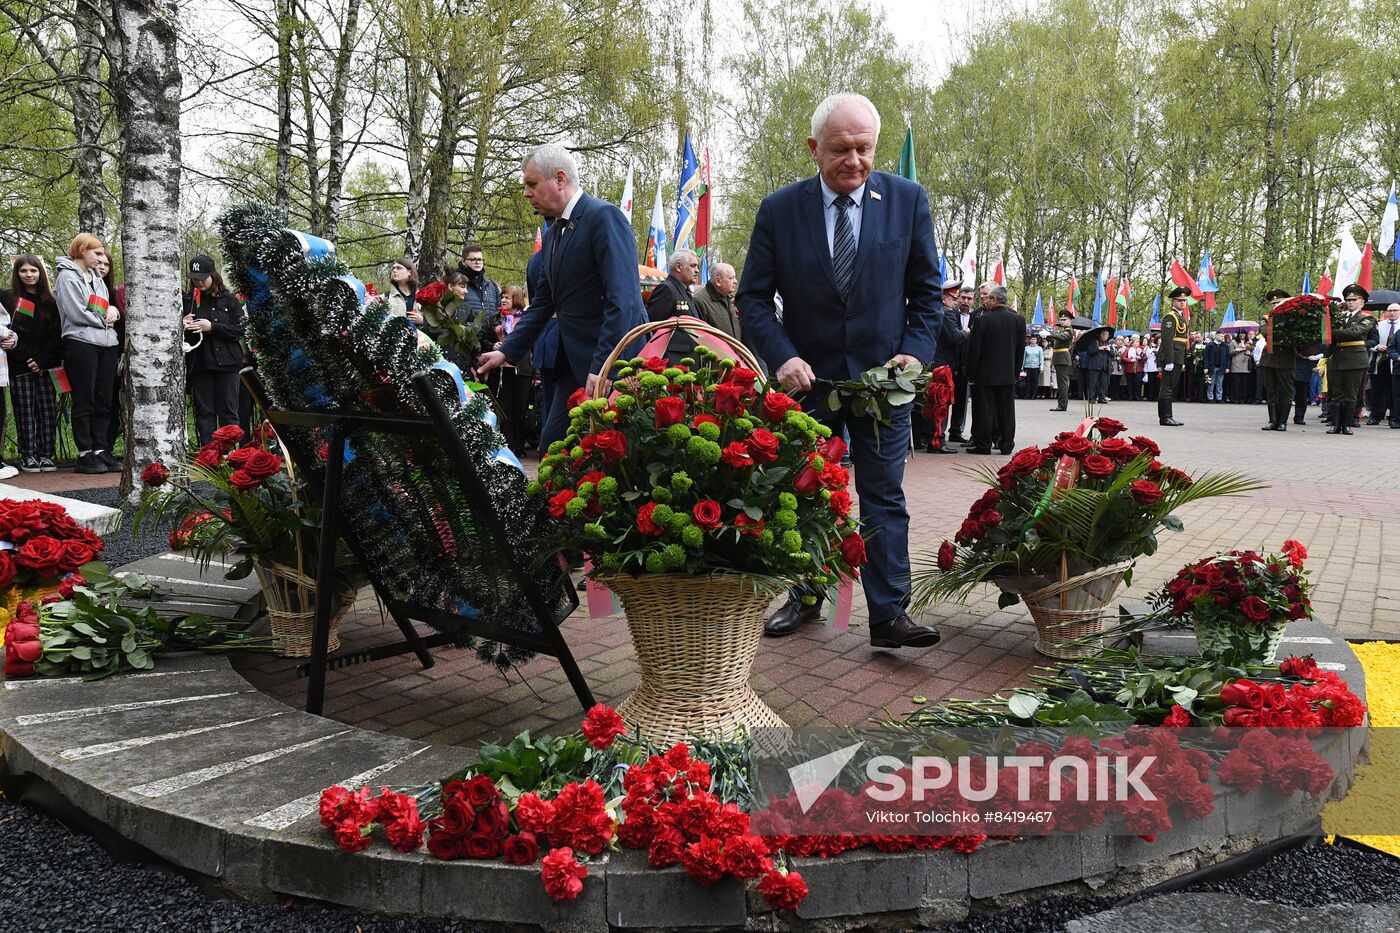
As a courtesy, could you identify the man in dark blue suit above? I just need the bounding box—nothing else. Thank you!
[478,144,645,445]
[737,93,943,650]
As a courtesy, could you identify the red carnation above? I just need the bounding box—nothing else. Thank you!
[1241,595,1272,623]
[140,462,170,487]
[746,428,780,463]
[1130,480,1163,505]
[758,869,809,911]
[1161,706,1193,728]
[692,500,723,531]
[648,825,686,867]
[636,502,666,537]
[581,704,628,749]
[839,532,867,568]
[721,834,772,879]
[828,489,852,516]
[655,395,686,428]
[333,819,372,853]
[643,357,667,373]
[541,847,588,901]
[514,792,556,835]
[1281,539,1308,568]
[503,832,540,866]
[761,391,799,423]
[681,836,726,886]
[549,489,577,518]
[820,461,849,490]
[591,430,628,462]
[937,540,956,571]
[1080,454,1115,477]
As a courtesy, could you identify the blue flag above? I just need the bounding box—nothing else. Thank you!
[1196,250,1219,292]
[1032,292,1045,326]
[1092,268,1106,323]
[1150,293,1161,326]
[1222,300,1236,325]
[1302,272,1311,293]
[671,134,702,251]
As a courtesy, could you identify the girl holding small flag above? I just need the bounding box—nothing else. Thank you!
[0,256,62,473]
[53,232,121,474]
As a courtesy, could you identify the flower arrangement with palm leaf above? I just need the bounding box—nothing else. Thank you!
[134,424,357,591]
[914,417,1263,609]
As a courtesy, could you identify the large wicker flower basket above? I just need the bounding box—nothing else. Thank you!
[599,572,786,747]
[1010,557,1134,660]
[252,559,355,657]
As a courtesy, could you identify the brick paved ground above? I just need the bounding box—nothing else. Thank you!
[233,396,1400,747]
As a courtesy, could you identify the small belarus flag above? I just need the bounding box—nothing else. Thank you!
[14,297,34,317]
[49,367,71,394]
[87,294,110,321]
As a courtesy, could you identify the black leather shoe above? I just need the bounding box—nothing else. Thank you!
[967,447,993,455]
[945,434,966,444]
[764,598,824,637]
[1260,423,1279,431]
[1048,406,1067,411]
[928,445,958,454]
[870,614,941,649]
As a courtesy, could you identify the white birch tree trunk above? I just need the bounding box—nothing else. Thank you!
[108,0,185,503]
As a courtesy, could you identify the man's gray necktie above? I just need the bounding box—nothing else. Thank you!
[832,194,856,299]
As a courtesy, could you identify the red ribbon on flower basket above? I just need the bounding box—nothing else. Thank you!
[825,574,855,633]
[1265,314,1273,355]
[1030,416,1096,522]
[1322,304,1332,344]
[633,315,750,377]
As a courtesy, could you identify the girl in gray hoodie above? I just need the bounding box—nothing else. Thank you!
[52,232,121,474]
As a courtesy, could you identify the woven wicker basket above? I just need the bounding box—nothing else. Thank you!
[1017,557,1134,660]
[253,559,354,657]
[599,572,786,747]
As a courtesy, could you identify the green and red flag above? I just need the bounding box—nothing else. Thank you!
[1066,274,1079,318]
[49,367,71,394]
[86,293,109,320]
[1106,277,1119,326]
[14,297,34,317]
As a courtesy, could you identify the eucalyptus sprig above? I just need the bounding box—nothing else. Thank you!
[816,362,929,442]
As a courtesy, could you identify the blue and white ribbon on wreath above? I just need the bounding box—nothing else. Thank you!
[429,360,524,474]
[291,230,336,261]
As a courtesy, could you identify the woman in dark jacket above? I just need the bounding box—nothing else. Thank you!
[1,255,64,472]
[183,256,247,445]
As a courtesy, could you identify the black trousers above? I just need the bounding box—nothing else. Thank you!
[1020,368,1041,399]
[63,339,119,453]
[1294,380,1311,422]
[971,384,1015,452]
[496,370,534,452]
[189,370,241,445]
[1083,368,1108,401]
[1368,366,1393,423]
[948,371,969,437]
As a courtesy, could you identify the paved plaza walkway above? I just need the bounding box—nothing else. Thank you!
[234,397,1400,749]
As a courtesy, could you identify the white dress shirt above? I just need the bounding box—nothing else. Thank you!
[819,176,865,259]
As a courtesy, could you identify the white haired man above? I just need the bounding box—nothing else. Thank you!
[737,92,943,650]
[477,143,645,445]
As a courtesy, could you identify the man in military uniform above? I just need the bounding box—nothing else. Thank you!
[1158,286,1190,426]
[1045,321,1073,410]
[647,249,699,322]
[1327,284,1372,435]
[1259,288,1294,431]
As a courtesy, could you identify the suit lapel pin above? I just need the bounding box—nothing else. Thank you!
[871,191,882,201]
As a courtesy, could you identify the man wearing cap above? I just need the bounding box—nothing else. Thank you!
[1327,284,1372,435]
[1044,319,1073,411]
[1258,288,1294,431]
[1157,287,1189,426]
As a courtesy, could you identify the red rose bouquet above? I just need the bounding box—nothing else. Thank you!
[918,417,1260,606]
[1265,293,1327,352]
[415,280,480,360]
[135,424,356,590]
[529,347,864,586]
[0,498,105,637]
[1149,540,1313,663]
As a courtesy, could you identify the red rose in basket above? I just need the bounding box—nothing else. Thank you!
[918,417,1259,655]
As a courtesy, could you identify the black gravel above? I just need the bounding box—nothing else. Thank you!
[2,791,1397,932]
[53,486,173,569]
[0,797,480,933]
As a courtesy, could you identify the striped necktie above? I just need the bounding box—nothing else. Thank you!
[832,194,856,299]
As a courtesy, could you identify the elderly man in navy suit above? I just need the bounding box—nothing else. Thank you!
[478,144,645,445]
[737,93,943,650]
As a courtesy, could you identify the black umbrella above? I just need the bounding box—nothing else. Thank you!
[1365,289,1400,311]
[1069,316,1097,330]
[1074,326,1115,352]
